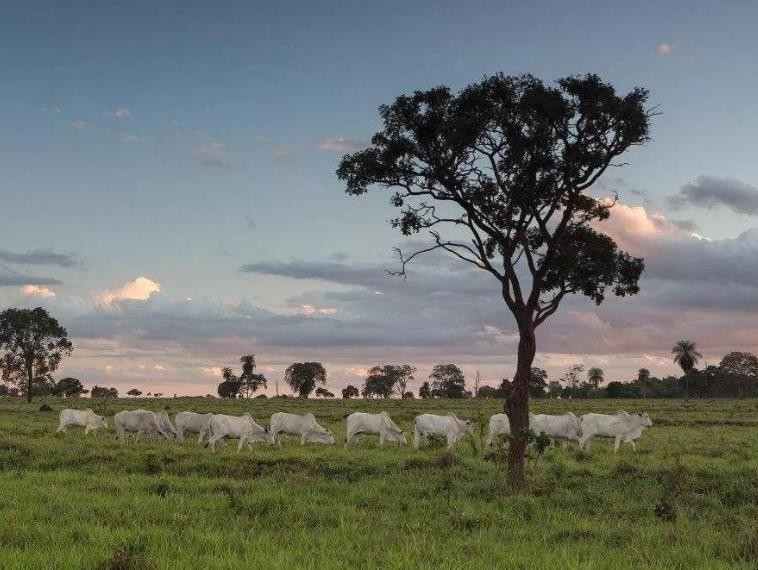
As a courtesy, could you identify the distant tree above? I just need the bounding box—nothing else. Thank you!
[587,367,604,389]
[560,364,585,397]
[341,385,359,399]
[429,364,466,398]
[528,368,548,398]
[55,377,87,398]
[547,381,563,399]
[402,391,415,399]
[672,340,702,398]
[315,387,335,398]
[719,351,758,397]
[391,364,416,397]
[636,368,651,398]
[605,381,625,398]
[127,388,142,398]
[476,385,499,398]
[0,308,73,402]
[238,355,267,398]
[418,381,432,399]
[284,362,327,398]
[153,393,163,398]
[91,385,118,399]
[217,367,242,399]
[338,73,651,487]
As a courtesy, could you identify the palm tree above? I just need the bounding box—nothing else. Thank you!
[672,340,702,398]
[587,367,604,389]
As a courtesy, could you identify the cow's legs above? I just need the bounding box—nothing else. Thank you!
[613,436,622,453]
[208,433,224,452]
[300,433,307,446]
[84,425,91,435]
[344,431,353,447]
[56,424,66,434]
[413,426,422,449]
[176,428,185,443]
[197,430,206,445]
[379,433,386,447]
[237,434,248,452]
[629,440,637,452]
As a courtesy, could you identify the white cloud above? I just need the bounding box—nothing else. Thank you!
[200,366,223,378]
[98,276,161,306]
[120,133,145,144]
[191,141,232,167]
[299,304,337,316]
[20,284,56,298]
[71,120,87,130]
[114,108,131,118]
[314,138,367,152]
[657,43,672,56]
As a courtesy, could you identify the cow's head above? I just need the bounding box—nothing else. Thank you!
[308,428,335,445]
[95,415,108,430]
[637,412,653,428]
[386,429,408,446]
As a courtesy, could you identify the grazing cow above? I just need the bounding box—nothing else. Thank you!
[269,412,335,446]
[207,414,274,452]
[485,413,510,447]
[414,414,473,449]
[175,411,214,444]
[530,412,581,446]
[114,410,176,441]
[578,411,653,452]
[345,412,406,446]
[56,408,107,435]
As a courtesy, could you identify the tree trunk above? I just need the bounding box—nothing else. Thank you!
[504,321,536,490]
[26,362,33,403]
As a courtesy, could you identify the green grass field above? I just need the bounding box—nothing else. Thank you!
[1,397,758,569]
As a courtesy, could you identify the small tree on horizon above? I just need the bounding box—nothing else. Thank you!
[429,364,466,398]
[418,381,432,399]
[672,340,702,399]
[342,385,360,399]
[127,388,142,398]
[587,367,604,389]
[338,73,651,487]
[55,377,87,398]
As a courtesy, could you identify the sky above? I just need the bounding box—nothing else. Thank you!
[2,0,758,395]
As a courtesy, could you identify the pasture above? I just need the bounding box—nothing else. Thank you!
[1,397,758,569]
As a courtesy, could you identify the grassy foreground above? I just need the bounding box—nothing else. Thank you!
[1,397,758,569]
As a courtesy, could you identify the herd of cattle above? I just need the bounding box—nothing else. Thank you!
[55,408,653,453]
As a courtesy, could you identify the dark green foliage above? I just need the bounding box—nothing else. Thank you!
[55,377,87,398]
[341,385,359,399]
[0,307,73,402]
[91,386,118,399]
[430,364,467,398]
[284,362,327,398]
[529,368,549,398]
[418,381,431,399]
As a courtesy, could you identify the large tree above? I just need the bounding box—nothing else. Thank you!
[284,362,327,398]
[718,351,758,397]
[0,307,73,402]
[587,367,604,389]
[55,377,87,398]
[338,73,649,487]
[362,364,416,398]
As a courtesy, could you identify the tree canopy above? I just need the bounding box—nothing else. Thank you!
[0,307,73,402]
[341,385,359,399]
[55,377,87,398]
[284,362,327,398]
[338,72,651,487]
[429,364,467,398]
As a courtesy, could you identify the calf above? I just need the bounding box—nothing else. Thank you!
[57,408,107,435]
[345,412,406,446]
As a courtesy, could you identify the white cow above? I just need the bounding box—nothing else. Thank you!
[269,412,335,446]
[485,413,510,447]
[414,414,473,449]
[207,414,274,452]
[56,408,107,435]
[345,412,406,446]
[579,411,653,452]
[530,412,581,445]
[114,410,176,441]
[175,411,214,444]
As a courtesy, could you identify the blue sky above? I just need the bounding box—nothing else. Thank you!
[2,1,758,394]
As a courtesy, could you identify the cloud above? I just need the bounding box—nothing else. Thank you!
[314,138,368,152]
[0,265,61,287]
[191,141,232,167]
[120,133,145,144]
[657,43,672,56]
[271,146,292,160]
[98,276,161,306]
[669,175,758,216]
[71,120,87,130]
[107,107,132,118]
[0,247,80,268]
[20,284,56,298]
[244,216,257,230]
[40,105,61,113]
